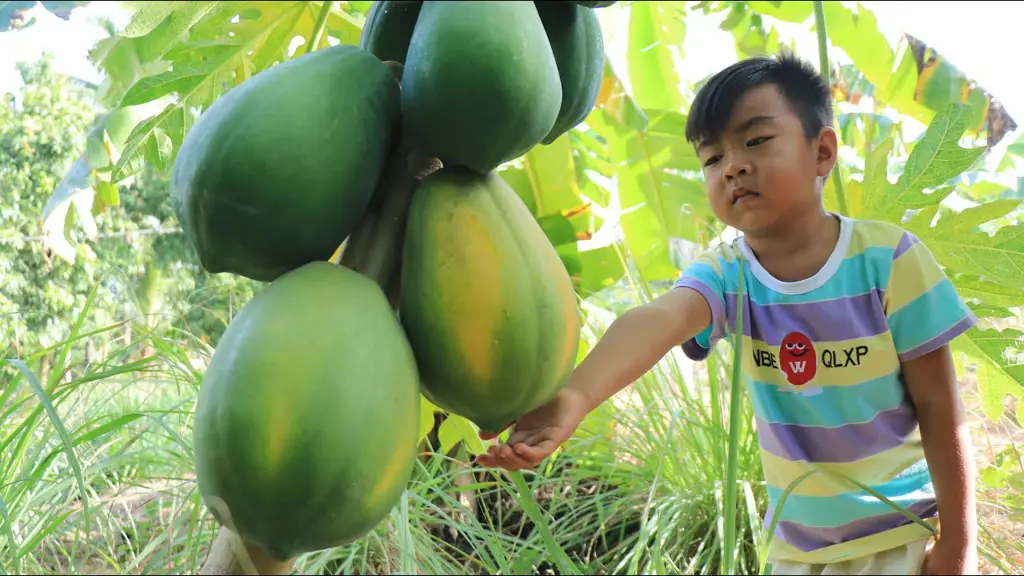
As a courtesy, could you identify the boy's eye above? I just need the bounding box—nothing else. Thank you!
[703,155,721,167]
[747,136,772,147]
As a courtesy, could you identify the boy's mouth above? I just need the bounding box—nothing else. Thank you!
[732,188,760,204]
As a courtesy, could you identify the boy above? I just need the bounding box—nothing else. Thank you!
[476,53,979,575]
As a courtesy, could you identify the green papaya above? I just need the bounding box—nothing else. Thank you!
[359,1,423,65]
[401,1,562,174]
[400,167,581,435]
[170,45,400,283]
[536,1,605,144]
[193,261,421,561]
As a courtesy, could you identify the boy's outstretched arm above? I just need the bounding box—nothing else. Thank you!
[476,287,712,471]
[903,344,978,575]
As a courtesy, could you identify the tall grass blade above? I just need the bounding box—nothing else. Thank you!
[722,257,746,574]
[7,358,92,566]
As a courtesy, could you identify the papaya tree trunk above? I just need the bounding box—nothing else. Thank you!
[199,528,294,575]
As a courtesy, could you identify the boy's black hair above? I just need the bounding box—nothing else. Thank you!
[684,52,834,146]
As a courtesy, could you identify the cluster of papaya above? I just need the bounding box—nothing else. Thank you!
[171,0,613,564]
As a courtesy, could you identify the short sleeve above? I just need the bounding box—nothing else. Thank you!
[885,231,977,362]
[673,252,730,361]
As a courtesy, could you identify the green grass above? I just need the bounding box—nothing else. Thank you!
[2,264,1023,575]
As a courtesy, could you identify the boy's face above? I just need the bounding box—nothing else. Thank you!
[694,84,837,234]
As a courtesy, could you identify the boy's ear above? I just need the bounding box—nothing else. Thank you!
[815,126,839,177]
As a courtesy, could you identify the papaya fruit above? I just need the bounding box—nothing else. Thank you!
[400,167,581,435]
[193,261,421,561]
[536,1,606,144]
[401,1,562,174]
[170,45,400,283]
[359,1,423,65]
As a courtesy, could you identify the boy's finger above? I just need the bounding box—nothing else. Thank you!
[474,453,499,467]
[475,452,511,470]
[497,444,536,470]
[505,428,534,447]
[514,431,551,451]
[513,439,556,462]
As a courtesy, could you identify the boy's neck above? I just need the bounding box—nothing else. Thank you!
[740,208,841,283]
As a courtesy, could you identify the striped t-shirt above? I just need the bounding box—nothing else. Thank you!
[674,214,977,564]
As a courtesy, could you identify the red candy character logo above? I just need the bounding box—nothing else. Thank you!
[779,331,816,386]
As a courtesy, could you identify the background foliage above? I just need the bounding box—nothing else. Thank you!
[2,1,1023,574]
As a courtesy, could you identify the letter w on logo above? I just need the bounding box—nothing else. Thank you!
[789,361,806,373]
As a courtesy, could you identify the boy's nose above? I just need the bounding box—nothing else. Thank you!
[723,157,752,180]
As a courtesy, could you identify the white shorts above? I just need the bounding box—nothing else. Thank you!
[767,538,932,575]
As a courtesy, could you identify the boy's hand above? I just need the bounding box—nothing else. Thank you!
[473,287,712,472]
[920,536,977,575]
[474,387,592,471]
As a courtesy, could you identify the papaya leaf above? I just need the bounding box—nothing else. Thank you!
[122,1,227,66]
[953,275,1024,311]
[38,104,152,263]
[108,1,337,182]
[858,104,986,222]
[587,106,708,281]
[966,303,1015,320]
[878,43,935,127]
[594,59,647,133]
[94,181,120,212]
[522,135,588,220]
[570,127,614,182]
[732,10,780,59]
[558,244,584,280]
[627,1,686,113]
[745,1,812,23]
[438,414,486,456]
[418,396,438,445]
[645,110,701,173]
[575,245,626,297]
[346,1,373,16]
[537,213,579,247]
[908,48,988,135]
[819,2,893,94]
[119,60,221,107]
[118,1,182,37]
[568,130,614,212]
[39,155,97,263]
[953,327,1024,422]
[657,172,714,240]
[499,168,537,215]
[110,103,178,181]
[536,213,586,278]
[324,6,363,46]
[959,179,1013,202]
[905,200,1024,290]
[718,3,746,31]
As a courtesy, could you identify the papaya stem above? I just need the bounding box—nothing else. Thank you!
[337,60,441,306]
[812,0,849,217]
[199,527,294,575]
[362,151,441,281]
[339,123,441,308]
[305,1,335,56]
